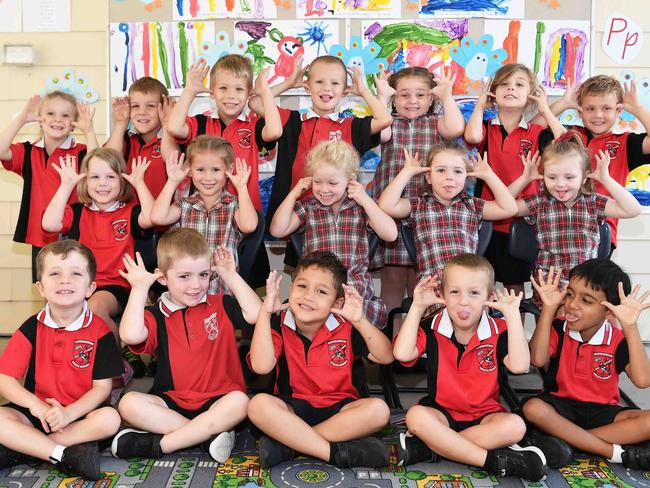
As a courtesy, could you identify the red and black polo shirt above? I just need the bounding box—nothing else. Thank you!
[0,302,122,405]
[121,129,167,199]
[542,318,629,405]
[1,137,86,247]
[130,292,251,411]
[402,309,509,421]
[267,310,369,409]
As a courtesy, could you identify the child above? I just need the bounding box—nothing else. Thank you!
[525,260,650,470]
[508,133,641,287]
[251,55,392,225]
[532,75,650,248]
[270,140,397,329]
[0,240,122,479]
[372,67,465,324]
[464,63,565,296]
[393,254,547,482]
[247,251,394,468]
[0,91,98,281]
[150,136,257,295]
[111,228,262,462]
[378,142,517,281]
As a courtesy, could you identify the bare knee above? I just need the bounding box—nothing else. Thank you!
[522,398,547,423]
[500,414,526,444]
[220,391,249,416]
[405,405,439,435]
[92,407,122,438]
[247,393,277,424]
[364,398,390,428]
[117,391,142,423]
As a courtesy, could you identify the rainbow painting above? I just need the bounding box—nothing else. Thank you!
[173,0,276,20]
[484,19,590,94]
[109,22,216,96]
[297,0,401,18]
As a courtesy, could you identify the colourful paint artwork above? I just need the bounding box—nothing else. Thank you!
[329,35,388,87]
[45,70,99,103]
[539,0,560,8]
[233,19,340,94]
[297,0,401,19]
[619,70,650,131]
[418,0,524,19]
[362,19,470,93]
[483,19,590,95]
[109,21,216,96]
[173,0,276,20]
[449,35,507,80]
[196,30,249,66]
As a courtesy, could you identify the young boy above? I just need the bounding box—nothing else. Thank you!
[524,260,650,471]
[393,254,547,482]
[250,55,393,225]
[0,240,123,480]
[247,251,394,468]
[111,228,261,462]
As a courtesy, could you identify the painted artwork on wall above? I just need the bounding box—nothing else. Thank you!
[173,0,276,20]
[296,0,401,18]
[109,21,216,96]
[483,19,591,95]
[417,0,524,19]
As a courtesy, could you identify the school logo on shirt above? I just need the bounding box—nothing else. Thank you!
[329,130,342,142]
[203,312,219,340]
[237,129,253,149]
[112,219,128,241]
[151,142,162,159]
[328,339,348,367]
[604,141,620,159]
[519,138,533,157]
[476,344,496,372]
[71,339,94,369]
[592,352,613,380]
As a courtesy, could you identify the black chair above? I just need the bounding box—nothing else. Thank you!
[237,210,266,283]
[291,229,380,262]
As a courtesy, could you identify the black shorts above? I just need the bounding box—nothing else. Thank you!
[524,393,636,430]
[284,397,355,427]
[158,393,224,420]
[418,397,493,432]
[0,402,47,432]
[484,231,531,285]
[94,285,130,312]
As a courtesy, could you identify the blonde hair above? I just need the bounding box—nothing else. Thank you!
[577,74,623,105]
[40,90,79,120]
[489,63,539,110]
[156,228,211,273]
[209,54,254,89]
[128,76,169,102]
[76,148,132,204]
[541,131,594,194]
[305,140,359,179]
[186,135,234,170]
[306,55,347,82]
[426,141,472,171]
[442,253,495,291]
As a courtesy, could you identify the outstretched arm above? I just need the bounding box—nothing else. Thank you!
[150,150,187,226]
[377,148,427,218]
[469,152,518,220]
[103,97,130,152]
[433,70,465,139]
[122,156,155,228]
[528,85,567,138]
[229,158,259,234]
[269,177,310,237]
[484,288,528,373]
[167,61,210,139]
[255,67,283,142]
[74,103,99,151]
[0,95,40,161]
[249,59,304,116]
[529,267,566,368]
[464,81,493,145]
[590,150,642,218]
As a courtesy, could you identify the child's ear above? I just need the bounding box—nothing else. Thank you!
[424,170,432,184]
[35,281,45,299]
[333,296,345,310]
[615,103,624,115]
[156,268,167,286]
[86,281,97,298]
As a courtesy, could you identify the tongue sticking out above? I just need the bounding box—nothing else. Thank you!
[458,311,470,320]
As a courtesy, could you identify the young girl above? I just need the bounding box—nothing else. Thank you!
[150,135,257,295]
[464,63,566,295]
[378,142,517,282]
[372,67,465,319]
[270,140,398,329]
[508,132,641,287]
[0,91,98,281]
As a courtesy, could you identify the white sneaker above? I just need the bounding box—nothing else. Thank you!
[208,430,236,463]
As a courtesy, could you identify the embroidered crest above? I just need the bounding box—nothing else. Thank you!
[151,142,162,159]
[592,352,613,380]
[112,219,128,241]
[328,339,348,367]
[237,128,252,149]
[476,344,496,372]
[203,312,219,340]
[604,140,620,159]
[329,130,342,141]
[71,339,94,369]
[518,138,533,157]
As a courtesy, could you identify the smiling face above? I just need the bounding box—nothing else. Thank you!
[563,277,610,340]
[129,90,162,139]
[211,69,251,124]
[311,164,349,209]
[86,157,123,210]
[288,265,343,330]
[579,92,620,136]
[493,69,533,111]
[40,96,77,142]
[160,254,212,308]
[392,75,434,119]
[442,264,491,332]
[36,250,96,311]
[190,151,229,201]
[305,60,347,116]
[542,153,586,205]
[426,150,468,205]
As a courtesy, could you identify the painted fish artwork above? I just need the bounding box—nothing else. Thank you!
[173,0,276,20]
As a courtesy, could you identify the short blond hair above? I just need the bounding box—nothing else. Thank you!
[442,253,495,291]
[186,135,234,170]
[577,74,623,105]
[40,90,79,120]
[156,228,211,273]
[305,140,359,179]
[209,54,253,89]
[306,55,347,83]
[426,142,472,171]
[77,148,132,205]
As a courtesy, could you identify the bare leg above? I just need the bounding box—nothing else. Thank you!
[313,398,389,442]
[589,409,650,446]
[88,291,121,342]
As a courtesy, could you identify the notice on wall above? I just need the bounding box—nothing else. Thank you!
[0,0,21,32]
[22,0,70,32]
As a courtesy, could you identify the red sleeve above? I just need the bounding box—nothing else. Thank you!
[398,327,426,367]
[59,205,74,234]
[1,143,27,175]
[548,323,560,358]
[128,309,159,355]
[174,116,199,145]
[293,199,307,224]
[245,325,284,370]
[0,330,32,379]
[279,107,293,126]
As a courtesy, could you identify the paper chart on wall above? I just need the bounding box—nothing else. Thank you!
[0,0,21,32]
[173,0,276,20]
[483,19,591,95]
[109,21,216,96]
[417,0,524,19]
[23,0,70,32]
[296,0,401,19]
[233,19,340,95]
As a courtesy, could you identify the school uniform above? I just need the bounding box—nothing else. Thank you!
[120,128,167,198]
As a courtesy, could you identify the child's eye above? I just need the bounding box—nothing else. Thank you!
[73,271,83,276]
[435,168,444,173]
[200,272,209,278]
[317,288,328,295]
[454,169,464,175]
[297,283,306,289]
[50,271,59,276]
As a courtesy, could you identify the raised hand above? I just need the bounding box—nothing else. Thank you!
[560,78,580,111]
[431,69,456,100]
[346,179,371,205]
[287,57,305,88]
[520,150,543,182]
[602,283,650,329]
[254,67,273,96]
[401,148,429,177]
[347,67,369,96]
[165,150,190,184]
[112,96,131,123]
[531,266,566,309]
[157,96,175,126]
[72,102,96,133]
[412,275,445,309]
[528,84,551,112]
[122,156,151,188]
[468,151,496,181]
[587,149,611,183]
[53,154,84,188]
[185,61,211,95]
[373,70,395,100]
[212,245,237,275]
[477,79,495,109]
[484,288,523,316]
[118,252,162,291]
[20,95,42,124]
[263,270,289,314]
[44,398,71,432]
[621,79,643,114]
[226,158,252,190]
[331,284,365,325]
[290,177,313,198]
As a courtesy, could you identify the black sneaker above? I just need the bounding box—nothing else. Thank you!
[396,432,438,466]
[259,435,295,469]
[490,445,547,481]
[0,445,28,469]
[121,346,146,378]
[56,441,101,480]
[145,359,158,377]
[622,444,650,470]
[332,437,389,468]
[520,432,573,468]
[111,429,162,459]
[202,431,236,463]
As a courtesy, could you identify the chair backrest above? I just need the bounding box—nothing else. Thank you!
[598,221,612,258]
[290,228,379,261]
[238,210,265,282]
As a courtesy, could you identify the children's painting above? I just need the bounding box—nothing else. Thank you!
[483,19,591,95]
[233,19,340,94]
[173,0,276,20]
[362,19,471,94]
[297,0,401,18]
[417,0,524,19]
[109,21,216,96]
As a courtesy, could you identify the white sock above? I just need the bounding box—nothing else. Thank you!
[608,444,624,463]
[49,444,65,464]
